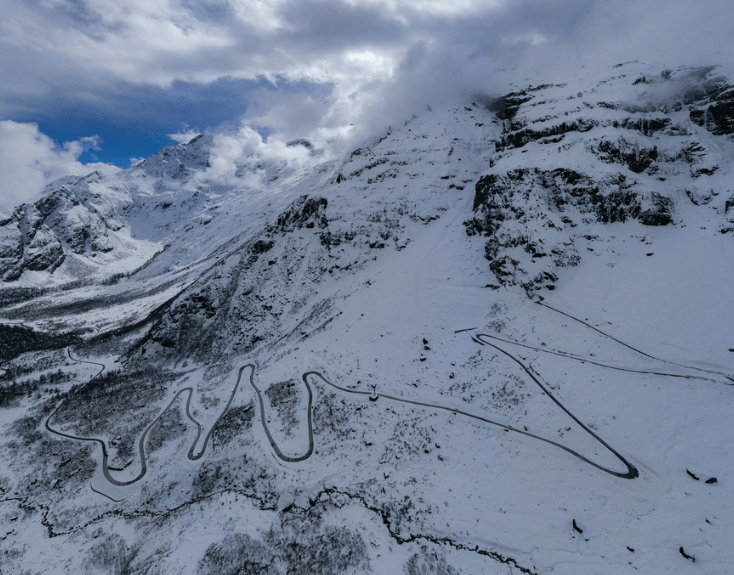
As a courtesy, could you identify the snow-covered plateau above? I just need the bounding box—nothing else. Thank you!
[1,62,734,574]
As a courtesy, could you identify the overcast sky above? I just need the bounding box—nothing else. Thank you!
[1,0,732,210]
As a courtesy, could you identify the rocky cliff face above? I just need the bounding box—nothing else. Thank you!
[138,194,336,365]
[0,172,130,281]
[130,108,498,365]
[466,63,734,294]
[0,135,220,285]
[4,64,732,296]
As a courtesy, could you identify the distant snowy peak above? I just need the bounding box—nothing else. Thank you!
[467,63,734,294]
[128,133,214,182]
[132,104,499,364]
[0,173,140,282]
[0,136,219,285]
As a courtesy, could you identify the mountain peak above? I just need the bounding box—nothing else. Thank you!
[3,63,734,575]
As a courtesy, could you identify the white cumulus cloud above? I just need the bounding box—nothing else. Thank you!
[0,121,120,211]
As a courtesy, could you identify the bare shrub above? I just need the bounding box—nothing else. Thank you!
[198,533,276,575]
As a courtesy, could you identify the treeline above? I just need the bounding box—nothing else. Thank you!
[0,369,70,407]
[0,280,93,306]
[0,286,47,306]
[0,324,81,360]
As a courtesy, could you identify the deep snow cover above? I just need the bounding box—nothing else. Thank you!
[1,62,734,574]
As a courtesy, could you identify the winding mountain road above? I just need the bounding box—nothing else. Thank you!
[304,367,639,480]
[49,346,641,489]
[249,367,314,462]
[45,361,250,487]
[475,332,732,385]
[45,303,690,489]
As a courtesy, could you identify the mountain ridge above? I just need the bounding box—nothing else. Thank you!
[2,61,734,575]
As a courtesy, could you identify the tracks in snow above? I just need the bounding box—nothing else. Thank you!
[537,301,734,385]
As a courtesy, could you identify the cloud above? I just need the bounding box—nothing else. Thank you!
[168,129,202,144]
[3,1,732,105]
[1,0,733,208]
[489,0,734,83]
[202,125,315,188]
[0,121,120,211]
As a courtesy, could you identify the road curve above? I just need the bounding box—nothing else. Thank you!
[66,348,105,378]
[472,336,638,479]
[45,362,251,487]
[305,368,638,480]
[48,352,638,485]
[476,333,731,385]
[248,366,314,462]
[189,364,252,460]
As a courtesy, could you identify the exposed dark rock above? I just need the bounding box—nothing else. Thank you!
[686,71,734,135]
[484,92,534,122]
[271,195,328,232]
[572,519,583,534]
[0,180,129,280]
[691,166,719,178]
[590,138,658,173]
[489,255,519,280]
[320,229,357,248]
[690,90,734,135]
[686,188,714,206]
[639,194,673,226]
[616,116,671,136]
[707,96,734,135]
[471,169,671,229]
[495,112,672,154]
[286,138,313,149]
[679,546,695,562]
[251,239,274,254]
[497,118,598,152]
[465,155,674,291]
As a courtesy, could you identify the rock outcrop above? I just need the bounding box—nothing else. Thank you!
[466,63,734,293]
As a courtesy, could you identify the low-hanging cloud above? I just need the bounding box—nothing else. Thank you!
[1,0,732,208]
[3,0,731,115]
[204,125,315,185]
[197,0,734,160]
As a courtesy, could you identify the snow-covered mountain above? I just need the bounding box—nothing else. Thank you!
[467,63,734,294]
[2,62,734,574]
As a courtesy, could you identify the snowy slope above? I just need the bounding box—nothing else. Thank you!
[468,62,734,295]
[1,63,734,574]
